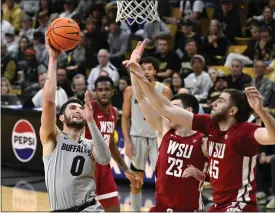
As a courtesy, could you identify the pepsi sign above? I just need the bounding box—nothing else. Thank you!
[12,120,37,162]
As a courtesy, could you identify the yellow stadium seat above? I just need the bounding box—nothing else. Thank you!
[226,45,247,55]
[243,67,254,78]
[210,66,230,76]
[235,37,252,45]
[171,7,181,18]
[166,24,178,38]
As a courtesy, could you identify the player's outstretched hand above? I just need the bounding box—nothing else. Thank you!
[83,91,94,123]
[182,165,206,182]
[245,86,264,113]
[129,40,147,63]
[45,31,61,60]
[125,169,143,189]
[123,60,148,83]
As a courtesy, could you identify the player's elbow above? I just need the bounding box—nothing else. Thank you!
[96,152,111,165]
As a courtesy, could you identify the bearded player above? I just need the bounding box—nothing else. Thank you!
[127,41,275,212]
[123,42,208,212]
[41,33,111,212]
[85,76,143,212]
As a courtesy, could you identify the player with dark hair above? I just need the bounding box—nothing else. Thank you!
[40,33,111,212]
[125,40,275,212]
[122,56,171,211]
[85,75,143,212]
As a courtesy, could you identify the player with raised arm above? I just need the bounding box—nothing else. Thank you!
[125,40,275,212]
[40,33,111,212]
[85,76,143,212]
[122,56,171,211]
[123,42,208,211]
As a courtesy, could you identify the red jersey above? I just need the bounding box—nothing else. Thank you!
[192,114,261,207]
[154,129,206,211]
[85,101,116,144]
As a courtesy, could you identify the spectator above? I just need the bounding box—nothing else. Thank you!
[4,28,18,59]
[207,76,228,105]
[226,59,252,91]
[1,42,17,83]
[108,21,130,68]
[1,9,14,43]
[57,67,73,97]
[208,67,222,85]
[202,19,228,65]
[34,0,52,29]
[33,31,46,64]
[248,0,275,22]
[19,15,35,42]
[87,49,119,90]
[179,0,204,20]
[175,19,202,54]
[20,1,40,17]
[153,37,181,81]
[35,11,49,34]
[267,59,275,82]
[251,60,273,107]
[112,76,131,110]
[184,55,213,102]
[213,1,241,44]
[224,25,260,67]
[59,0,75,18]
[256,6,275,37]
[254,26,275,62]
[170,72,184,95]
[179,39,198,78]
[1,77,13,95]
[17,36,30,66]
[23,71,47,96]
[70,74,87,102]
[143,19,170,48]
[2,0,24,34]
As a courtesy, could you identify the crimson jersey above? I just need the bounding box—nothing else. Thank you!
[153,129,206,211]
[85,101,118,197]
[192,114,261,209]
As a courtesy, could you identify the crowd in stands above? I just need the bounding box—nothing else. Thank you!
[1,0,275,209]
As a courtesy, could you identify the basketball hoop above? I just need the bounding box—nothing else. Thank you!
[116,1,160,25]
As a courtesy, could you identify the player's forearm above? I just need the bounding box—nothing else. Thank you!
[131,72,144,101]
[88,122,111,165]
[121,116,131,142]
[109,141,128,171]
[43,58,57,102]
[257,109,275,144]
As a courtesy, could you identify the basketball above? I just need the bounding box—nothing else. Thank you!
[46,18,80,51]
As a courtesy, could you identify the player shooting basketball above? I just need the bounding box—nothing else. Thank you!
[125,40,275,212]
[40,33,110,212]
[123,41,208,212]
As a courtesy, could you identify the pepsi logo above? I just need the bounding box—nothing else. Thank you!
[12,120,37,162]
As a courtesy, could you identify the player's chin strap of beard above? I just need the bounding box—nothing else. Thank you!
[51,199,96,212]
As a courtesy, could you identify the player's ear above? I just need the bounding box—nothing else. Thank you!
[229,106,238,116]
[111,88,114,96]
[59,114,65,122]
[186,107,193,113]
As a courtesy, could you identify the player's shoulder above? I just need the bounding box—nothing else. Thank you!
[234,121,261,134]
[124,86,133,95]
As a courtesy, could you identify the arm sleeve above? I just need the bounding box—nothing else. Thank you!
[231,122,261,157]
[88,122,111,165]
[192,114,212,134]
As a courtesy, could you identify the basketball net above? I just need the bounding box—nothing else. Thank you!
[116,1,160,25]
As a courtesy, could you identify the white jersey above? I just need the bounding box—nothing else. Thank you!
[130,82,164,138]
[43,132,96,211]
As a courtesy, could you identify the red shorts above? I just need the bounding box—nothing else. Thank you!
[150,203,199,212]
[209,202,258,212]
[95,162,119,208]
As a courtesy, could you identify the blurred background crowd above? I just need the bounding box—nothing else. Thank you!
[1,0,275,209]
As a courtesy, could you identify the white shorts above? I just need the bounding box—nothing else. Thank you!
[130,136,158,171]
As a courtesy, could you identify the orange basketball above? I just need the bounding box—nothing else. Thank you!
[46,18,80,51]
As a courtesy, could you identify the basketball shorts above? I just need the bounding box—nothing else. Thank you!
[150,204,199,212]
[130,136,158,171]
[95,162,119,208]
[209,202,258,212]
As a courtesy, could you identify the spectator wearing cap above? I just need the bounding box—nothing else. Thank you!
[207,75,228,105]
[202,19,228,65]
[2,0,24,34]
[152,36,181,81]
[19,15,35,42]
[224,25,260,67]
[1,9,14,43]
[4,27,18,59]
[226,59,252,91]
[251,60,273,107]
[35,11,49,34]
[174,18,202,54]
[87,49,119,90]
[213,1,241,44]
[108,21,130,69]
[184,55,213,102]
[255,27,275,63]
[1,42,17,84]
[143,20,170,48]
